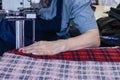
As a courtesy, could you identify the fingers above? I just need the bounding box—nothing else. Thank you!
[19,47,33,53]
[19,40,66,55]
[19,45,52,55]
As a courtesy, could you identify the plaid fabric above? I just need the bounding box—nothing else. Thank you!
[8,47,120,62]
[0,53,120,80]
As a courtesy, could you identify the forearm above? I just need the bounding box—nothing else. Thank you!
[20,29,100,55]
[63,29,100,51]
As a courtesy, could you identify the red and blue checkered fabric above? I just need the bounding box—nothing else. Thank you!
[8,47,120,62]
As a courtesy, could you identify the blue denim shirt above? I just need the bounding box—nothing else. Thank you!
[38,0,98,36]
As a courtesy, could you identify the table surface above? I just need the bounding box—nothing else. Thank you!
[0,47,120,80]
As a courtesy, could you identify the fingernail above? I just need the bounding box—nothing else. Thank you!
[19,48,22,51]
[18,50,23,52]
[20,49,27,53]
[18,48,23,52]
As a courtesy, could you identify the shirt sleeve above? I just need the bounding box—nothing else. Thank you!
[70,0,98,33]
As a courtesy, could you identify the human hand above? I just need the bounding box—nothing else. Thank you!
[19,40,67,55]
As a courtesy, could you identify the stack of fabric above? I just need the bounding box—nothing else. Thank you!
[0,47,120,80]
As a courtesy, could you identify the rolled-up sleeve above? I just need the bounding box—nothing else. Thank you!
[70,0,98,33]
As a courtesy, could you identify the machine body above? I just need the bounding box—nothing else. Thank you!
[0,0,41,49]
